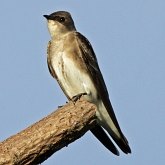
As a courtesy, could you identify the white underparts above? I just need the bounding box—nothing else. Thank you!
[52,51,120,139]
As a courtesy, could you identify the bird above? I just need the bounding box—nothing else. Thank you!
[43,11,131,155]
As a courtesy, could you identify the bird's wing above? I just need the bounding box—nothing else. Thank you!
[47,41,70,100]
[75,32,131,154]
[47,41,56,78]
[75,32,121,130]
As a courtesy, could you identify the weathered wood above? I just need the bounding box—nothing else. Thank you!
[0,99,97,165]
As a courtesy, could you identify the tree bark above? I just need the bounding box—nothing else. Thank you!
[0,99,97,165]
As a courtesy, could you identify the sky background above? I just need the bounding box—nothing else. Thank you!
[0,0,164,164]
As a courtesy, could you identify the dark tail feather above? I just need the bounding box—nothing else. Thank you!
[90,125,119,156]
[111,133,131,154]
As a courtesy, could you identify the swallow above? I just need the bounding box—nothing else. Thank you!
[43,11,131,155]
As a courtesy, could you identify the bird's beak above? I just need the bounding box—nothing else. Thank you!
[43,15,50,19]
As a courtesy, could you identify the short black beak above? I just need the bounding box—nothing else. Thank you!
[43,15,49,19]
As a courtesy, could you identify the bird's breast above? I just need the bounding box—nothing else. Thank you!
[51,50,98,102]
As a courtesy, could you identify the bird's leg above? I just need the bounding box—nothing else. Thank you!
[71,92,87,102]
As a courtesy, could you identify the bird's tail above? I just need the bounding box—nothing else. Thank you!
[97,102,131,154]
[110,128,131,154]
[91,124,119,156]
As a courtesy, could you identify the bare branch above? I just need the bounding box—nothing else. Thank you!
[0,99,97,165]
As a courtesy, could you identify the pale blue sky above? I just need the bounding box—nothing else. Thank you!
[0,0,164,164]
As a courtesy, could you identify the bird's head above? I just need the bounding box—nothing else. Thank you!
[44,11,76,38]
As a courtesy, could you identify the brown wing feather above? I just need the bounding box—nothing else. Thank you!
[75,32,121,131]
[47,41,57,78]
[75,32,131,154]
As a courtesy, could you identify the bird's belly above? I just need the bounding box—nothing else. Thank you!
[52,52,97,102]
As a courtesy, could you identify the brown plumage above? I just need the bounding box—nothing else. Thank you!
[44,11,131,155]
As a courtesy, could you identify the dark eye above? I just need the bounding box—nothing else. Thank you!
[59,17,65,22]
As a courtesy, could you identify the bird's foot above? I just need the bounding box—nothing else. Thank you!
[71,92,87,103]
[58,105,63,108]
[58,101,68,108]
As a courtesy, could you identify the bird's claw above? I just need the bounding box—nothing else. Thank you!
[58,105,63,108]
[71,92,87,103]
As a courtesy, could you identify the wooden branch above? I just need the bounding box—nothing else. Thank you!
[0,99,97,165]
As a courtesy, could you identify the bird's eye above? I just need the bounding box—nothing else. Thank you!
[60,17,65,22]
